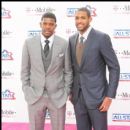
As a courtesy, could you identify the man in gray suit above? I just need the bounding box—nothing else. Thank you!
[69,7,120,130]
[21,12,73,130]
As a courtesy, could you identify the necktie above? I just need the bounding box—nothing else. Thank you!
[80,36,84,44]
[44,39,50,57]
[76,36,84,65]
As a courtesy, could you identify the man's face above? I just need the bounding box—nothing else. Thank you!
[40,18,57,38]
[75,11,92,34]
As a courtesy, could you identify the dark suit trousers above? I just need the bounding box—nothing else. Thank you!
[74,90,107,130]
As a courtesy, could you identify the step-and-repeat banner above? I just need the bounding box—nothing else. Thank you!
[2,2,130,130]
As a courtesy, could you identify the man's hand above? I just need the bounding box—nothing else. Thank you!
[99,97,112,112]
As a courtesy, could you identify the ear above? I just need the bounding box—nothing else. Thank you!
[40,22,42,28]
[89,16,92,23]
[55,24,57,28]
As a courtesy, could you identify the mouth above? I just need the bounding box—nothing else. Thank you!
[45,30,51,33]
[77,24,83,28]
[44,31,52,35]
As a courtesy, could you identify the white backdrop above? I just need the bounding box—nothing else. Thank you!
[2,1,130,130]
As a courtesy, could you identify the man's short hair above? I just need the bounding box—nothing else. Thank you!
[77,7,91,17]
[41,12,56,22]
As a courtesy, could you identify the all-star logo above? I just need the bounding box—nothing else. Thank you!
[27,30,41,37]
[85,5,97,16]
[2,8,11,18]
[2,50,13,60]
[45,110,50,119]
[112,113,130,122]
[66,5,97,17]
[120,73,130,81]
[2,89,16,100]
[113,29,130,38]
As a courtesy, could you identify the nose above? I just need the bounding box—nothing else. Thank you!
[45,24,51,29]
[76,18,83,24]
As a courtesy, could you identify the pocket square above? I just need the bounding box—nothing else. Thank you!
[58,53,64,57]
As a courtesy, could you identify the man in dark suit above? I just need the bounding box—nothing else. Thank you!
[21,12,73,130]
[69,7,120,130]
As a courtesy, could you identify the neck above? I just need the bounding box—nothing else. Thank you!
[79,25,90,35]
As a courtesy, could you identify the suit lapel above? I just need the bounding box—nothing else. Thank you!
[46,36,59,73]
[34,36,45,72]
[73,33,80,69]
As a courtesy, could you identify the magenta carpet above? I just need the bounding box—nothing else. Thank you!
[2,123,130,130]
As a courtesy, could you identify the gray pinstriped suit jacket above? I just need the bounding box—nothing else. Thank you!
[21,35,73,108]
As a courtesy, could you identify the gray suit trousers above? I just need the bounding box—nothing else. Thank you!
[28,95,66,130]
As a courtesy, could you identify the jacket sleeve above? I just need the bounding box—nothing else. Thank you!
[21,40,31,93]
[64,41,73,95]
[100,34,120,98]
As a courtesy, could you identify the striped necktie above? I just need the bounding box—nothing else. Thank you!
[44,39,50,57]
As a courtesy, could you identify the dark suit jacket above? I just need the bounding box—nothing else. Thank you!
[69,28,120,109]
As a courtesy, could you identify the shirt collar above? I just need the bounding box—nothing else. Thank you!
[79,26,92,41]
[40,33,54,48]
